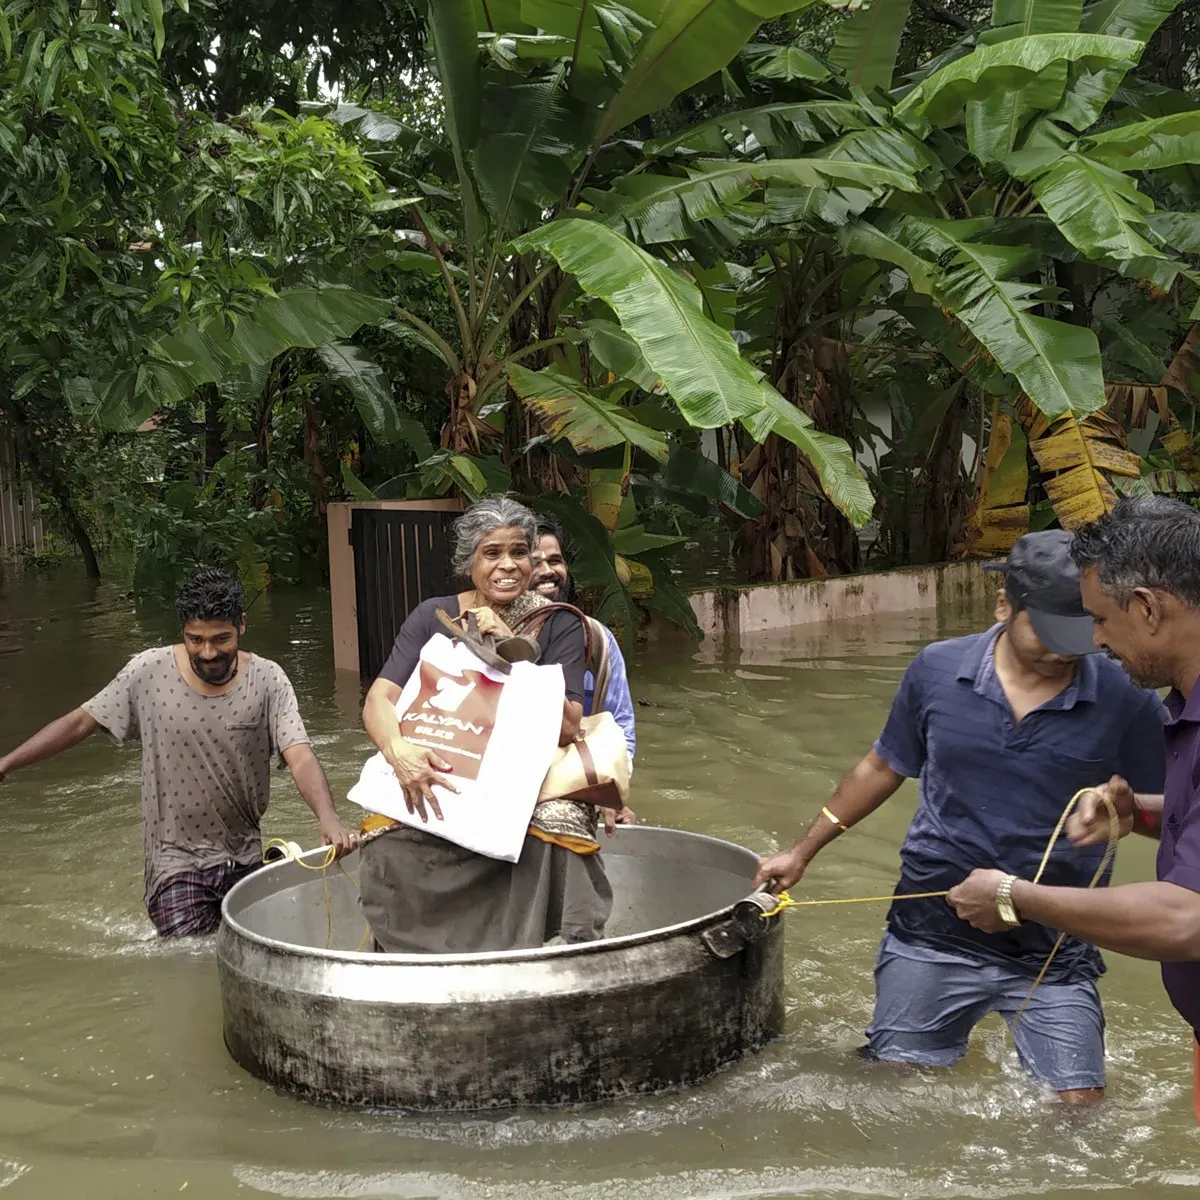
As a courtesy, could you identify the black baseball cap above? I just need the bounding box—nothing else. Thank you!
[982,530,1097,657]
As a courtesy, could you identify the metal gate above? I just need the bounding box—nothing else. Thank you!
[349,507,458,679]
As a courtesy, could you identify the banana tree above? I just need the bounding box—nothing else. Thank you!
[314,0,904,627]
[634,0,1200,548]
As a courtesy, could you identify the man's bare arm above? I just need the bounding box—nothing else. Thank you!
[754,750,905,891]
[281,743,357,858]
[1010,878,1200,961]
[0,708,99,781]
[949,868,1200,961]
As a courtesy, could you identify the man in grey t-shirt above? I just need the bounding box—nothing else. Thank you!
[0,568,357,936]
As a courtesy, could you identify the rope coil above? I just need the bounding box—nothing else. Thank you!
[262,838,371,951]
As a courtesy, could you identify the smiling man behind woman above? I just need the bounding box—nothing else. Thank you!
[0,567,356,936]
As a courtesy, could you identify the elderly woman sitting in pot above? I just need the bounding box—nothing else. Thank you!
[359,496,614,953]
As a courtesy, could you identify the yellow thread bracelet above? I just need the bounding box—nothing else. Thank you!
[822,806,849,832]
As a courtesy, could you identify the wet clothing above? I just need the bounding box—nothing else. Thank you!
[1159,687,1200,1036]
[362,593,610,953]
[586,625,636,766]
[875,625,1166,982]
[146,860,259,937]
[360,825,612,953]
[866,932,1106,1092]
[83,647,309,908]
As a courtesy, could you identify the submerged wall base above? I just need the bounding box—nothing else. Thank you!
[681,560,999,644]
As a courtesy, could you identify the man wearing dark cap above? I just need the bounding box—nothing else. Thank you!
[755,530,1165,1103]
[949,499,1200,1118]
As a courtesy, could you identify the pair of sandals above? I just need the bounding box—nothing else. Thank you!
[435,609,542,674]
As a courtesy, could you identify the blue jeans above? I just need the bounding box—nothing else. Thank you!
[865,931,1106,1092]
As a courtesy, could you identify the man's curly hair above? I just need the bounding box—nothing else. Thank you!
[175,567,245,626]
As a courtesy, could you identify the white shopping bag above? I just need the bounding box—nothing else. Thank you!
[348,632,565,861]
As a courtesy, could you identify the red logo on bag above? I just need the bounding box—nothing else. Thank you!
[399,662,502,782]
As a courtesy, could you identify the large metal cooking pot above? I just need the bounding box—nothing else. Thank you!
[217,825,785,1111]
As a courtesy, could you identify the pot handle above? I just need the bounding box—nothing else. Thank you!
[700,890,781,960]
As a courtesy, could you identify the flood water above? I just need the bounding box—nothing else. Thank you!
[0,568,1196,1198]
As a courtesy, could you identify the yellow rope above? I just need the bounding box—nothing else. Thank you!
[760,787,1121,1025]
[262,838,372,951]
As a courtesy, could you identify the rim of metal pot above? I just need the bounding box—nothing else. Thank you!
[219,824,771,967]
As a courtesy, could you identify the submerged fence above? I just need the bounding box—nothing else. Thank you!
[0,435,43,555]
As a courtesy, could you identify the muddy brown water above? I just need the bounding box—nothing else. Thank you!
[0,569,1196,1198]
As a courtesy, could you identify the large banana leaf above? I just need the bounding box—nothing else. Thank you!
[316,342,402,444]
[586,156,921,244]
[646,101,871,157]
[475,70,592,238]
[1025,153,1166,261]
[829,0,913,91]
[965,0,1084,163]
[815,126,947,178]
[638,563,703,640]
[1017,395,1140,526]
[427,0,485,262]
[660,444,766,518]
[507,363,669,461]
[532,490,641,641]
[741,381,876,527]
[518,0,657,77]
[960,409,1031,557]
[741,42,831,83]
[581,318,661,391]
[844,214,1107,418]
[1054,0,1180,128]
[1148,212,1200,253]
[428,0,482,156]
[1086,110,1200,171]
[894,34,1144,135]
[593,0,812,146]
[514,218,782,426]
[840,218,944,292]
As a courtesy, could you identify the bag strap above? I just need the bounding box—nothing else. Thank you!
[509,602,596,670]
[584,616,612,717]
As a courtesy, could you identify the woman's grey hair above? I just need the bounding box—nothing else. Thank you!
[1070,496,1200,609]
[451,496,538,577]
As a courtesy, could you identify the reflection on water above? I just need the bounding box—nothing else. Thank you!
[0,567,1196,1198]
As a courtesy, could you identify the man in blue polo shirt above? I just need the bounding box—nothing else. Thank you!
[756,531,1165,1102]
[949,500,1200,1102]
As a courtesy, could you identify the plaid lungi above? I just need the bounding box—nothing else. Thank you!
[146,860,260,937]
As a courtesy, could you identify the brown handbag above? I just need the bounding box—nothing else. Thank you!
[510,603,630,809]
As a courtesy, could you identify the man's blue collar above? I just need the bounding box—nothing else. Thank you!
[955,623,1097,706]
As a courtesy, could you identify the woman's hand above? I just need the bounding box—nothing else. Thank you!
[602,806,637,836]
[466,606,515,639]
[384,738,457,823]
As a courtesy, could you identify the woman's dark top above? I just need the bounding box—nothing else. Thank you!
[377,595,586,702]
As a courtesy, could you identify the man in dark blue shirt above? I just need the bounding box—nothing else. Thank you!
[756,531,1165,1103]
[949,499,1200,1118]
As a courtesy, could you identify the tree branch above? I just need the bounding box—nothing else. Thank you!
[914,0,973,32]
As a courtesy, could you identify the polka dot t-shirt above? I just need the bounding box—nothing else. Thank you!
[82,647,309,904]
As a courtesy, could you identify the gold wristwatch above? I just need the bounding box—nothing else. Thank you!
[995,874,1021,927]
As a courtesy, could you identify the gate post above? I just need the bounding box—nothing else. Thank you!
[328,499,464,678]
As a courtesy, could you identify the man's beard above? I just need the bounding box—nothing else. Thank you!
[531,574,570,602]
[1107,649,1166,691]
[191,652,238,684]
